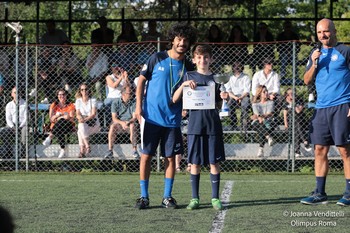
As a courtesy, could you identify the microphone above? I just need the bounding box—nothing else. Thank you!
[314,42,322,68]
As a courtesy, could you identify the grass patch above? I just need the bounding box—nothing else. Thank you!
[0,173,348,233]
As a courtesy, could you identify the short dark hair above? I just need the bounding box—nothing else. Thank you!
[262,57,274,65]
[167,22,197,48]
[191,44,212,58]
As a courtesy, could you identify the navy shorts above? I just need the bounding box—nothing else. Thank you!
[309,103,350,146]
[187,134,225,166]
[140,120,183,157]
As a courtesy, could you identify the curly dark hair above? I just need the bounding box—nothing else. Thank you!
[167,22,197,49]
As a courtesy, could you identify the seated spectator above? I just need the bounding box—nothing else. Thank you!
[251,22,274,73]
[85,44,109,100]
[250,85,275,157]
[0,87,27,158]
[251,57,280,101]
[227,25,249,65]
[282,88,312,157]
[104,64,130,107]
[42,89,75,159]
[75,83,100,158]
[252,57,282,121]
[104,86,139,159]
[58,41,82,92]
[222,61,251,131]
[37,46,59,103]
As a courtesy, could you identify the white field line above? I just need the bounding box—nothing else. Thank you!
[209,180,234,233]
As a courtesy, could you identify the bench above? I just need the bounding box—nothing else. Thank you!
[0,125,343,161]
[0,142,342,162]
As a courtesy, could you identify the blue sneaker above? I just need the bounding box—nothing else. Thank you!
[300,191,328,205]
[336,192,350,206]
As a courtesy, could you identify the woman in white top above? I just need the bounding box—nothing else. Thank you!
[75,83,100,158]
[104,64,130,106]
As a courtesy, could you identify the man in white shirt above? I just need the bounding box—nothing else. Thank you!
[251,57,280,100]
[222,61,251,130]
[0,87,27,158]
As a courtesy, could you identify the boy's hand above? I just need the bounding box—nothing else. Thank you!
[183,80,197,89]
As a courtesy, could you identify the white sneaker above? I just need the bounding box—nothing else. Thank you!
[41,97,49,104]
[29,88,36,97]
[267,136,275,146]
[42,136,51,146]
[257,147,264,157]
[295,153,301,158]
[58,149,65,158]
[304,142,312,152]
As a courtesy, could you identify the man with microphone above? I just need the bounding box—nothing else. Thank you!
[301,18,350,206]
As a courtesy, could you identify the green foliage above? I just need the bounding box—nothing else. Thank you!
[80,168,94,173]
[299,165,314,173]
[248,166,264,173]
[1,173,347,233]
[1,0,350,44]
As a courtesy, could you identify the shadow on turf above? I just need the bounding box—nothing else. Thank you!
[221,195,342,208]
[130,196,342,210]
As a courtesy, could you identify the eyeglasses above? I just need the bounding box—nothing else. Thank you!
[58,93,66,96]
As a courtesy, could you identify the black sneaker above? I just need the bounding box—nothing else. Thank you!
[161,197,178,209]
[135,197,150,209]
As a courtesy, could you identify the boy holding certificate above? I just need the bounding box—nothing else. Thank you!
[172,44,226,210]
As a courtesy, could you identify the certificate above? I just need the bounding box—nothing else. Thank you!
[183,86,215,110]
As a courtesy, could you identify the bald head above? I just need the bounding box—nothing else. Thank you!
[316,18,337,48]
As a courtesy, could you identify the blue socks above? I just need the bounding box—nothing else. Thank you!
[210,173,220,199]
[190,174,200,199]
[140,180,149,198]
[316,176,326,194]
[163,178,174,198]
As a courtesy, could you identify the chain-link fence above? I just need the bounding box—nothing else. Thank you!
[0,41,344,172]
